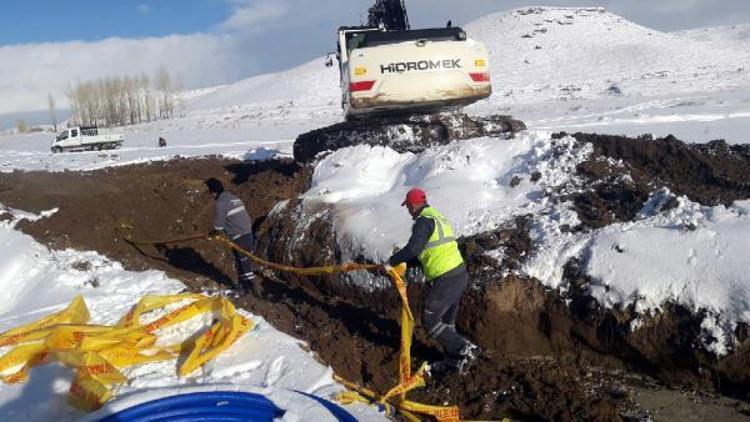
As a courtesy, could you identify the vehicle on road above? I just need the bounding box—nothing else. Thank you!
[51,126,124,153]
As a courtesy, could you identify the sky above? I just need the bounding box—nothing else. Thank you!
[1,0,749,118]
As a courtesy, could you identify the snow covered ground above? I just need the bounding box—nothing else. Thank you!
[0,207,385,421]
[2,7,750,172]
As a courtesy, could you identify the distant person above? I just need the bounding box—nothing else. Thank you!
[386,188,475,378]
[158,136,167,148]
[446,20,452,28]
[205,178,258,295]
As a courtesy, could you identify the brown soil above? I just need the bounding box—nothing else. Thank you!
[2,132,750,420]
[558,132,750,228]
[0,157,308,290]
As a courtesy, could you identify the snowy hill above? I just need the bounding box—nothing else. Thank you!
[187,7,750,112]
[186,58,339,114]
[467,7,749,104]
[174,6,750,144]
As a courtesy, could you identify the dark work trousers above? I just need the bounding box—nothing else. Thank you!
[422,267,470,362]
[232,233,256,291]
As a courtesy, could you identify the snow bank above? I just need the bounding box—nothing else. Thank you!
[584,192,750,355]
[305,131,590,264]
[308,133,750,355]
[0,207,385,421]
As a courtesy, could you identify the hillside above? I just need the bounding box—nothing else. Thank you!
[468,7,749,104]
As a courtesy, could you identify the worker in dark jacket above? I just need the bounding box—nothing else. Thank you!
[205,178,257,294]
[387,188,475,377]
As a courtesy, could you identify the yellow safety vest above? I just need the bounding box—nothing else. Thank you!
[417,206,464,280]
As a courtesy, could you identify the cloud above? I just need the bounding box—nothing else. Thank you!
[137,4,150,14]
[220,0,290,32]
[0,33,259,114]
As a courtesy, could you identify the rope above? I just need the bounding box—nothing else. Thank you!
[126,233,209,245]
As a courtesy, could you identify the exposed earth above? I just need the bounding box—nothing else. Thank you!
[1,133,749,421]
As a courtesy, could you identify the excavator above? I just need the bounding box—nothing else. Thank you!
[295,0,523,163]
[328,0,492,120]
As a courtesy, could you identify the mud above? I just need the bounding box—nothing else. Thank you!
[0,157,308,290]
[2,132,750,420]
[558,132,750,228]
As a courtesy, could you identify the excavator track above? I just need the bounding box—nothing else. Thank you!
[293,113,525,163]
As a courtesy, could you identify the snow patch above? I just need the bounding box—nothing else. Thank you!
[584,195,750,354]
[0,218,386,421]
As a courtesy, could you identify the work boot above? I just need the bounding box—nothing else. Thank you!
[427,358,459,381]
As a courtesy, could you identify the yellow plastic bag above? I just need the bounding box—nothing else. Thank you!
[0,293,253,411]
[98,345,175,368]
[142,297,223,333]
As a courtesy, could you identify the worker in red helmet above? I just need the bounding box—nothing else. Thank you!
[387,188,476,377]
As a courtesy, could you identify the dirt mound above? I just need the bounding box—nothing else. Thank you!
[561,132,750,228]
[294,113,525,163]
[0,157,308,289]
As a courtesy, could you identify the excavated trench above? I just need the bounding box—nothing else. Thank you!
[1,132,750,420]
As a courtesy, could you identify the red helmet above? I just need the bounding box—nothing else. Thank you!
[401,188,427,207]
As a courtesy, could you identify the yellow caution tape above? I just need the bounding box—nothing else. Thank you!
[205,235,462,421]
[178,297,253,376]
[117,293,205,327]
[69,374,112,411]
[0,296,89,347]
[0,294,253,411]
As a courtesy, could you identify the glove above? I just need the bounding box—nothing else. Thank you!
[208,229,224,238]
[383,262,407,277]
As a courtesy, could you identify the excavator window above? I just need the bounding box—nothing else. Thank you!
[353,27,466,49]
[345,32,368,53]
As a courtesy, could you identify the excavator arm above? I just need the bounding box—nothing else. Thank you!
[367,0,410,31]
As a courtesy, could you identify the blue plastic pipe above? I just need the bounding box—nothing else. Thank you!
[99,390,358,422]
[99,391,283,422]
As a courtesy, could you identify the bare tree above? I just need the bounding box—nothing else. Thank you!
[140,74,153,122]
[154,66,175,119]
[65,69,178,128]
[48,93,58,131]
